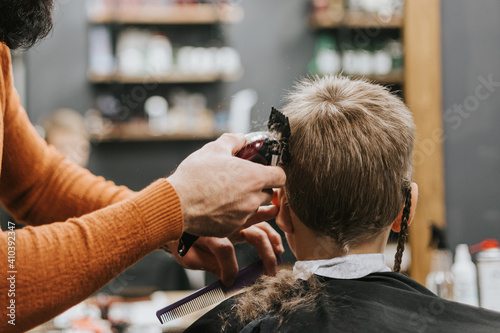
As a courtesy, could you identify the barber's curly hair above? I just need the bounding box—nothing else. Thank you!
[0,0,54,49]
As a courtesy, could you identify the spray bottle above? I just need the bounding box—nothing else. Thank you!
[426,225,454,300]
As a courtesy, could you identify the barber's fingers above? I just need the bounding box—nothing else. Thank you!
[240,223,284,276]
[260,189,275,206]
[255,164,287,189]
[242,205,280,229]
[252,222,284,256]
[210,133,246,155]
[201,237,239,287]
[165,240,215,272]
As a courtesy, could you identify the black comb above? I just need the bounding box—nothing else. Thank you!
[156,256,282,324]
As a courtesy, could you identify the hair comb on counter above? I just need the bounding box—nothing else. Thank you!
[156,256,282,324]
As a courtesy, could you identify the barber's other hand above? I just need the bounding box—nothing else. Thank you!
[167,133,286,237]
[165,219,284,286]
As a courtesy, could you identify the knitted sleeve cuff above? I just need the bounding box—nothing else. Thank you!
[130,178,184,248]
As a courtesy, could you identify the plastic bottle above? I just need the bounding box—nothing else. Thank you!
[425,225,454,300]
[426,250,454,300]
[474,239,500,312]
[451,244,479,306]
[309,35,341,76]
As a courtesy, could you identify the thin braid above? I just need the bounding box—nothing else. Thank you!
[393,183,412,273]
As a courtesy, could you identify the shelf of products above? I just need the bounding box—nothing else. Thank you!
[86,0,244,142]
[88,3,244,25]
[91,131,221,143]
[308,0,405,85]
[89,119,222,142]
[88,70,243,84]
[311,11,403,29]
[349,71,404,84]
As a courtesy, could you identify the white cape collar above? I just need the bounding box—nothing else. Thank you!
[293,253,391,280]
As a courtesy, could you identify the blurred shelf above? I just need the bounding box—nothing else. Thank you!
[316,72,404,84]
[88,70,243,84]
[88,4,244,25]
[311,11,403,29]
[348,72,404,84]
[91,132,221,143]
[90,120,222,143]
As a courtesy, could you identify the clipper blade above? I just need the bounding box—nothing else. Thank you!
[268,107,291,165]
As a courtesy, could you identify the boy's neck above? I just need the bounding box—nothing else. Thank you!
[291,216,392,261]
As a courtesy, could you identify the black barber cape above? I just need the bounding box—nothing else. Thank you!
[185,272,500,333]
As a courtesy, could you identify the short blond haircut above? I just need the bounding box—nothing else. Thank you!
[282,75,415,251]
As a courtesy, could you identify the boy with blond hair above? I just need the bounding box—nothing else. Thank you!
[186,76,500,333]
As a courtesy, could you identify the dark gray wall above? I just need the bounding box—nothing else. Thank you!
[25,0,90,121]
[227,0,313,126]
[441,0,500,250]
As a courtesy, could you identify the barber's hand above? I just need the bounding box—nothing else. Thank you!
[165,207,284,286]
[167,133,286,237]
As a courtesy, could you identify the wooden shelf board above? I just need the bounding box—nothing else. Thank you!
[348,72,404,84]
[311,11,403,29]
[91,132,221,143]
[88,70,243,84]
[315,72,404,84]
[88,4,243,25]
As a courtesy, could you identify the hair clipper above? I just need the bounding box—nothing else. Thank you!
[234,107,291,166]
[177,107,291,257]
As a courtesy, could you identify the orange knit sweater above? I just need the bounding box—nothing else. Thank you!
[0,44,184,332]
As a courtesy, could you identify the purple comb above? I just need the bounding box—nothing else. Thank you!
[156,256,282,324]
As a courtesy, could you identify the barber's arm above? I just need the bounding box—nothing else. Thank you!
[0,133,285,332]
[0,68,134,226]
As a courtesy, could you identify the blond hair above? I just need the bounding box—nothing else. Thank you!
[282,75,415,251]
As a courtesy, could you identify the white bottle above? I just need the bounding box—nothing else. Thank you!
[145,96,169,135]
[452,244,479,306]
[477,240,500,312]
[426,249,453,300]
[228,89,258,134]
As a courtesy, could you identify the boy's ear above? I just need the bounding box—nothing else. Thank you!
[391,182,419,232]
[275,189,294,234]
